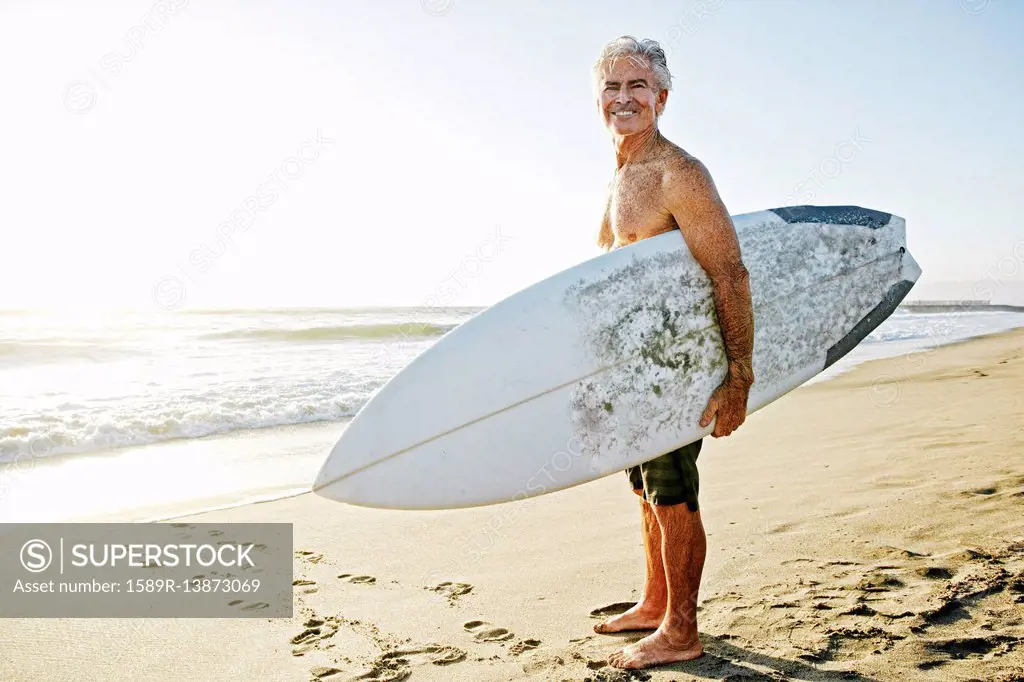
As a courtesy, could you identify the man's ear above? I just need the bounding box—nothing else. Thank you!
[656,89,669,115]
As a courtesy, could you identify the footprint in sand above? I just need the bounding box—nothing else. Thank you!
[352,645,467,681]
[338,574,377,584]
[309,665,343,679]
[290,616,342,656]
[1009,573,1024,600]
[350,669,409,682]
[292,628,322,645]
[916,566,953,580]
[509,638,542,655]
[382,645,466,666]
[463,620,514,642]
[348,661,411,682]
[295,550,325,564]
[857,572,905,592]
[925,634,1021,660]
[519,654,566,677]
[800,625,907,663]
[920,599,971,626]
[240,602,270,612]
[293,578,320,594]
[426,581,473,603]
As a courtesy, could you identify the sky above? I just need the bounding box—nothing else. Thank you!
[1,0,1022,310]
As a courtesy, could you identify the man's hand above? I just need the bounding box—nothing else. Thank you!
[698,368,752,438]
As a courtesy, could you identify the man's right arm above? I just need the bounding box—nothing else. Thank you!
[662,158,754,437]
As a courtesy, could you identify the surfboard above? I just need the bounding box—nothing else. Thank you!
[313,205,921,510]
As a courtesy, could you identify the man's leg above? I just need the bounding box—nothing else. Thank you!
[608,504,706,669]
[607,441,706,669]
[594,491,667,633]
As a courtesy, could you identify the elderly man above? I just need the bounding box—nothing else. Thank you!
[590,36,755,670]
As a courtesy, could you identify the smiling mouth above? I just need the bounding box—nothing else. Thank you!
[612,111,638,118]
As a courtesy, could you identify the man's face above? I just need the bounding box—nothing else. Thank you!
[596,57,667,137]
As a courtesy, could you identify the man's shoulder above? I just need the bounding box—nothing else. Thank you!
[653,143,723,210]
[659,150,714,197]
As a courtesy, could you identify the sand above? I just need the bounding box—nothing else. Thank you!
[3,329,1023,681]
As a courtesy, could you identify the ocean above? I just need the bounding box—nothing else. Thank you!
[2,307,1022,522]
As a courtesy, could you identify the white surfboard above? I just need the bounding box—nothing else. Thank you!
[314,206,920,510]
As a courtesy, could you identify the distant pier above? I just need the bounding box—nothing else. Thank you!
[902,300,1024,313]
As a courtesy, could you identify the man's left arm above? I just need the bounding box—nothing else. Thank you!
[663,159,754,437]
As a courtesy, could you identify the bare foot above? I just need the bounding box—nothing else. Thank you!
[593,602,664,634]
[607,627,703,669]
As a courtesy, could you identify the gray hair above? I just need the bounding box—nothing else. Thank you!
[593,36,673,92]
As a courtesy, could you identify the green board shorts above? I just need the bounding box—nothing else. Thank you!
[626,439,702,511]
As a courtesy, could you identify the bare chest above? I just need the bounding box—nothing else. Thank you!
[609,167,677,246]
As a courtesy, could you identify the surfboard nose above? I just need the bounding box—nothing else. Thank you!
[311,468,361,504]
[311,462,331,493]
[310,416,403,507]
[311,437,359,498]
[310,441,439,510]
[312,456,369,506]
